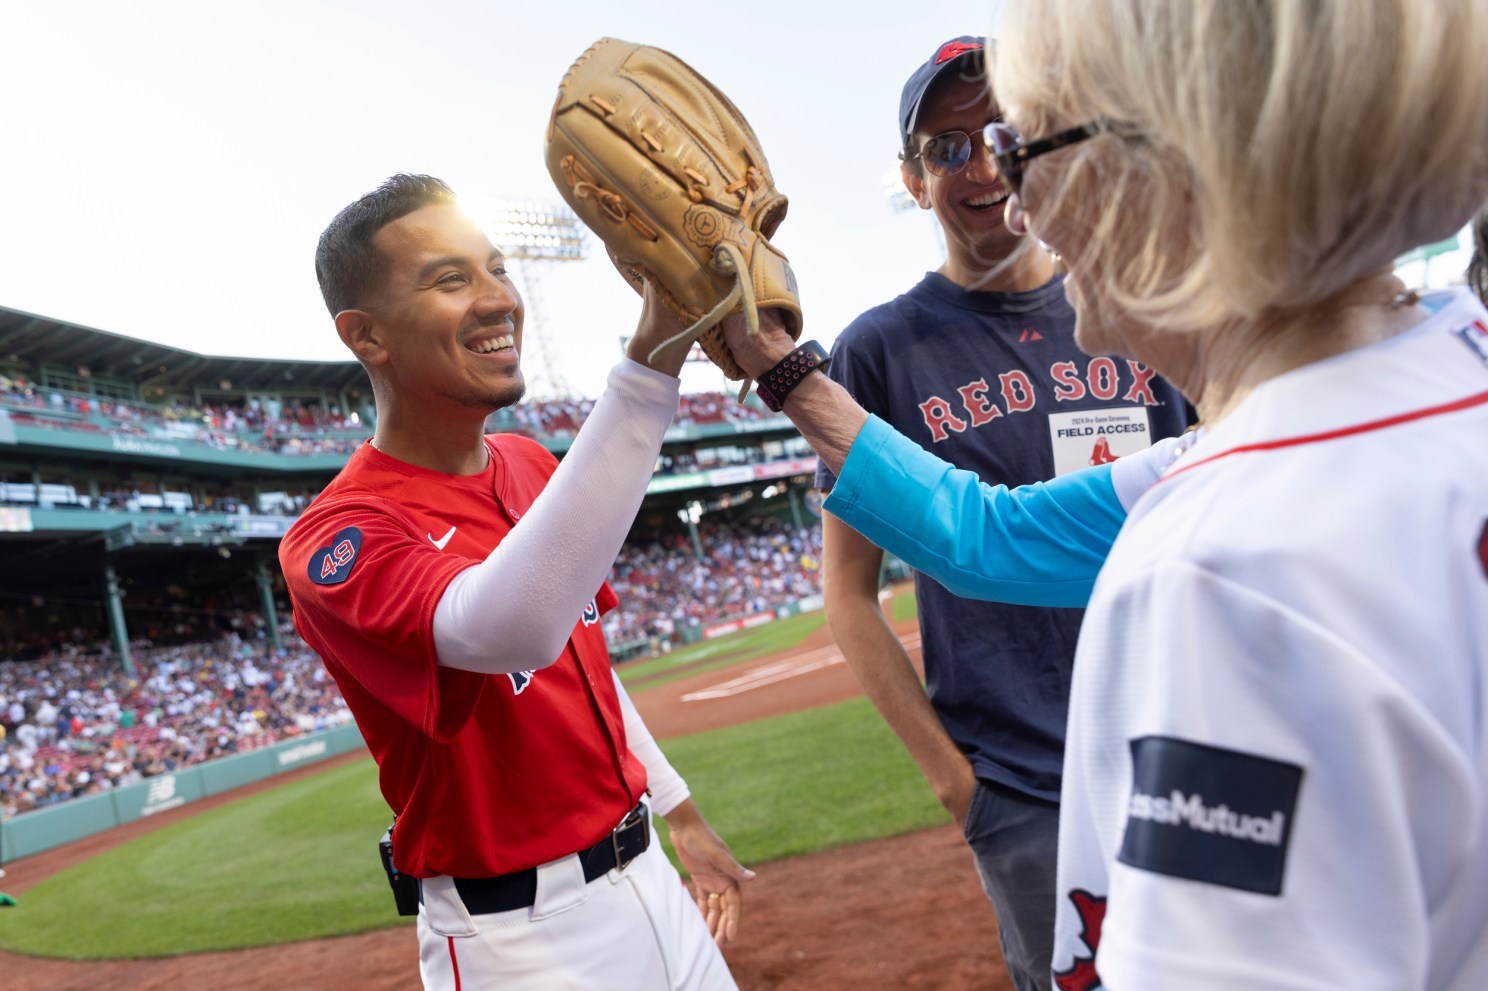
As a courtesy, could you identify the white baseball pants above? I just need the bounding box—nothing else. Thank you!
[416,825,736,990]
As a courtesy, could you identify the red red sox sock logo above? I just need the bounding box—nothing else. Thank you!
[1054,889,1107,991]
[934,39,981,64]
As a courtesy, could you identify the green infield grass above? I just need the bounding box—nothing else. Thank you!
[658,696,944,863]
[0,757,394,958]
[615,610,826,688]
[618,585,918,690]
[890,586,918,623]
[0,699,942,959]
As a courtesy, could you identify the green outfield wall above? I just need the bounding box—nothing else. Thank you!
[0,722,366,864]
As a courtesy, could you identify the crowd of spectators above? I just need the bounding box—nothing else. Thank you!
[494,389,773,442]
[0,627,352,819]
[2,373,777,458]
[0,374,369,457]
[604,517,823,646]
[0,381,795,520]
[0,369,812,821]
[0,515,826,818]
[0,586,289,664]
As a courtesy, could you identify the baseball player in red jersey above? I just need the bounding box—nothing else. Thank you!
[280,174,751,990]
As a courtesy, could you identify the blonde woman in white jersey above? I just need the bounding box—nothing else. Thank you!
[969,2,1488,988]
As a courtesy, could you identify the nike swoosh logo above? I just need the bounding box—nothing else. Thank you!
[428,525,456,551]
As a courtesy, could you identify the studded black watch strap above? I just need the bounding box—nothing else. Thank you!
[755,340,829,412]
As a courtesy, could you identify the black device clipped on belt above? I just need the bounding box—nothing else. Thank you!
[379,821,421,917]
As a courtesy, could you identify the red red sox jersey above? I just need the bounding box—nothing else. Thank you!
[279,435,644,879]
[1052,288,1488,990]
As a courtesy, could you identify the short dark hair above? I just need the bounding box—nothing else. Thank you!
[314,174,458,316]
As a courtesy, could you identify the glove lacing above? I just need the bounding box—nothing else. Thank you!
[647,240,759,403]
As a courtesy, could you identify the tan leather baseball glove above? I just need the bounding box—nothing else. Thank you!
[545,37,802,398]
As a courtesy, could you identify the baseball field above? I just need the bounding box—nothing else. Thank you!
[0,587,1013,991]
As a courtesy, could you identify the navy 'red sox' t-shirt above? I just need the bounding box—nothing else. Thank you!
[817,272,1189,801]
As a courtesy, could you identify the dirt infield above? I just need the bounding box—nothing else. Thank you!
[0,602,1014,991]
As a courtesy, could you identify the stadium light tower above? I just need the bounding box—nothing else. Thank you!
[468,198,589,399]
[883,169,918,213]
[883,168,946,260]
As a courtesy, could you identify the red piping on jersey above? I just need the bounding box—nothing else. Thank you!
[1160,388,1488,484]
[448,936,462,990]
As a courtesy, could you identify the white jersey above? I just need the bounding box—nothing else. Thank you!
[1055,288,1488,991]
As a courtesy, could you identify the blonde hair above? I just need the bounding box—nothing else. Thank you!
[992,0,1488,332]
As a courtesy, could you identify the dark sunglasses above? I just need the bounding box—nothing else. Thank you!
[902,127,999,179]
[983,119,1107,194]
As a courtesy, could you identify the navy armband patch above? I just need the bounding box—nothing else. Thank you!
[309,527,363,586]
[1118,736,1303,896]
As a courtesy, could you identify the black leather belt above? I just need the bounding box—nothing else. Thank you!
[451,802,650,915]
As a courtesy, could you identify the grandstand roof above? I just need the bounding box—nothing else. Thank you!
[1,528,263,602]
[0,305,367,393]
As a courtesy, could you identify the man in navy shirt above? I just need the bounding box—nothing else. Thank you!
[815,36,1188,991]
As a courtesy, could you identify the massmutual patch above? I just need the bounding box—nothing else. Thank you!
[1118,736,1303,896]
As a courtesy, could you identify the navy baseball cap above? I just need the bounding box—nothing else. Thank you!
[899,36,987,149]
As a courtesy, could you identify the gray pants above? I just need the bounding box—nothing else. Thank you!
[963,778,1060,991]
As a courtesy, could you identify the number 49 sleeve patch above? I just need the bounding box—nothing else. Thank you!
[309,527,363,586]
[1118,736,1303,896]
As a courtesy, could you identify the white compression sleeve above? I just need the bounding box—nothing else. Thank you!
[613,668,690,816]
[1109,432,1195,510]
[433,358,679,674]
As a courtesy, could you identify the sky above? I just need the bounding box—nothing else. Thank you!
[0,0,1001,398]
[0,1,1472,400]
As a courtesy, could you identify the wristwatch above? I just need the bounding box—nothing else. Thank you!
[754,340,829,412]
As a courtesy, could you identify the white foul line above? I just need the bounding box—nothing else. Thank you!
[680,631,922,702]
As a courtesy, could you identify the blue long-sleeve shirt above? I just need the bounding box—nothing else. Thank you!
[823,415,1180,607]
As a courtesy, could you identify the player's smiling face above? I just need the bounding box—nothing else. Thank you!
[904,74,1022,273]
[368,203,526,414]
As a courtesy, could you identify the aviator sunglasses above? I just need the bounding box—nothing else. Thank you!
[901,125,1000,179]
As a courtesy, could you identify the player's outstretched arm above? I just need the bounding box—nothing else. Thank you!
[433,282,690,674]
